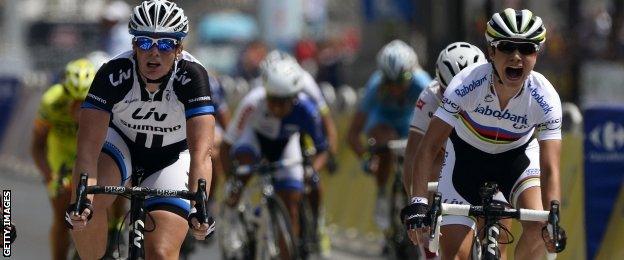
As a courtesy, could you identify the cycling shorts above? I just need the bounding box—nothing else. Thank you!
[438,131,541,230]
[102,127,191,219]
[230,127,304,191]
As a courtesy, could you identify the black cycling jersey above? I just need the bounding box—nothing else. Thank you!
[83,51,215,172]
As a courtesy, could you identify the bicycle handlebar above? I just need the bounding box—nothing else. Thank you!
[73,173,211,223]
[427,192,564,255]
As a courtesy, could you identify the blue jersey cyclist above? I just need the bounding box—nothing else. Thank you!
[66,1,216,259]
[347,39,432,231]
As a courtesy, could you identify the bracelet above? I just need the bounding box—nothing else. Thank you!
[410,196,428,205]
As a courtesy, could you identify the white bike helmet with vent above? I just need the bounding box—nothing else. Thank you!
[436,42,487,88]
[262,59,304,98]
[129,0,189,39]
[377,39,419,82]
[485,8,546,45]
[260,50,299,75]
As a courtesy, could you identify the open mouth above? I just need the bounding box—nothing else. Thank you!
[147,62,161,69]
[505,67,523,81]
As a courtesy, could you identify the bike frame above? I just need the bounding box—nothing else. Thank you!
[73,171,209,260]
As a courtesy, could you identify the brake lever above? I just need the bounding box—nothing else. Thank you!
[195,179,209,224]
[428,192,442,239]
[74,173,88,214]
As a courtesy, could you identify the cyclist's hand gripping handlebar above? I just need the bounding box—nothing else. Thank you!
[543,200,567,254]
[188,179,216,240]
[64,173,94,230]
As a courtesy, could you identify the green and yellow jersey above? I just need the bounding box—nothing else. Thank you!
[35,84,81,178]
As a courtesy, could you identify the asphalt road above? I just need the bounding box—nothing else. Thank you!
[1,166,384,260]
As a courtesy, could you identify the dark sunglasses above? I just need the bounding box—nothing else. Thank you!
[491,41,540,55]
[383,71,413,86]
[266,95,295,104]
[134,36,179,52]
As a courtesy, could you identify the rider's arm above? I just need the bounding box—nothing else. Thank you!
[31,119,52,183]
[320,111,338,154]
[303,101,330,172]
[409,117,452,197]
[539,139,562,209]
[347,111,367,158]
[186,115,216,197]
[71,108,111,201]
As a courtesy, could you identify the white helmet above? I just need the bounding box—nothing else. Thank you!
[129,0,189,39]
[262,59,304,98]
[436,42,487,87]
[260,50,298,74]
[377,39,419,82]
[485,8,546,45]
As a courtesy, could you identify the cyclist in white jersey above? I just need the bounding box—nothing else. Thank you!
[402,8,566,259]
[220,58,329,254]
[404,42,487,189]
[66,1,215,259]
[403,42,488,259]
[259,50,337,254]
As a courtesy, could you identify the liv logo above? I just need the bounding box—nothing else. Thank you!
[132,219,145,248]
[132,108,168,121]
[486,225,500,256]
[109,69,132,87]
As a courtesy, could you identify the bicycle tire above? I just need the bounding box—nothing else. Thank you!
[262,196,298,260]
[298,196,317,259]
[217,206,253,260]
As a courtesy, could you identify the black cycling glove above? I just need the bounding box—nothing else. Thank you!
[64,198,94,229]
[400,202,430,230]
[188,206,216,240]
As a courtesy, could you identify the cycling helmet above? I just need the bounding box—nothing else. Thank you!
[436,42,487,88]
[485,8,546,45]
[262,59,304,98]
[129,0,189,39]
[260,50,300,77]
[64,59,96,100]
[377,39,419,82]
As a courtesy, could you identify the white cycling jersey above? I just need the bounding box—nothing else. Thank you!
[409,80,443,134]
[435,63,562,154]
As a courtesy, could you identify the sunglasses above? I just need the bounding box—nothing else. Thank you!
[134,36,179,52]
[266,95,295,104]
[491,41,540,55]
[383,71,413,86]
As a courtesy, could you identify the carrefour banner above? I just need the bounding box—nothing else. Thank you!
[584,106,624,260]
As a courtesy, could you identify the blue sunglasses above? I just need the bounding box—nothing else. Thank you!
[134,36,179,52]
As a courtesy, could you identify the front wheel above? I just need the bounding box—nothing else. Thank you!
[259,196,298,260]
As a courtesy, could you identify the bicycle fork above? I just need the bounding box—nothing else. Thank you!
[482,217,501,260]
[128,192,146,260]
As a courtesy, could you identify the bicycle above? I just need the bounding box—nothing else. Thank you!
[70,169,212,260]
[426,182,566,260]
[297,148,323,259]
[363,138,422,259]
[218,158,300,260]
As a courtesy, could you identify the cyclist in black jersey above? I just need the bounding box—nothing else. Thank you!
[66,1,216,259]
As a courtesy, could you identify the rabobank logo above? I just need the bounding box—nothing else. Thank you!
[454,75,487,97]
[590,121,624,152]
